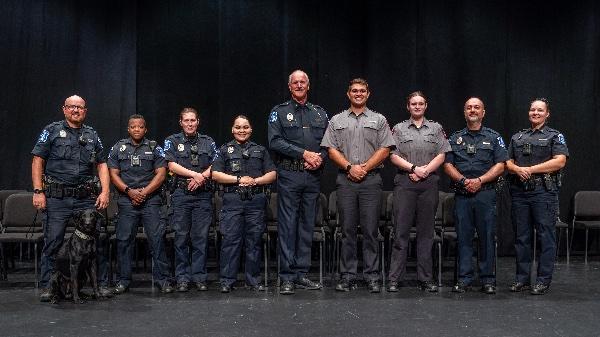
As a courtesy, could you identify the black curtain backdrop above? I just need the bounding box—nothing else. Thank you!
[1,0,599,254]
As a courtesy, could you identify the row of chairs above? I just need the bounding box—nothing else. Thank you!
[1,189,600,288]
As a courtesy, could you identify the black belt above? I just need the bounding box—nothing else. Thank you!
[45,183,92,199]
[176,180,213,193]
[223,185,269,194]
[454,182,495,195]
[279,158,304,171]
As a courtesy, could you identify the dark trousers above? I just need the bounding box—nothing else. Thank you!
[171,188,213,283]
[115,194,171,287]
[455,189,496,285]
[219,192,267,287]
[276,169,320,282]
[40,196,108,288]
[337,173,382,281]
[389,174,438,282]
[511,185,558,285]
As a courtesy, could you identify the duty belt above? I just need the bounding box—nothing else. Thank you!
[176,180,213,194]
[509,173,559,192]
[339,169,381,176]
[223,185,270,194]
[45,183,92,199]
[454,182,496,195]
[279,158,304,171]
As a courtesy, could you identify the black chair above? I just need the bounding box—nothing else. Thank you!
[571,191,600,264]
[330,190,387,287]
[0,192,44,288]
[0,190,27,227]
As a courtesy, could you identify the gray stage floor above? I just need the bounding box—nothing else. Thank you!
[1,257,600,337]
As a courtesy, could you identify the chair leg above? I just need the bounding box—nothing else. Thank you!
[585,229,589,264]
[263,240,268,288]
[319,242,323,285]
[380,241,385,289]
[0,243,7,281]
[34,242,38,290]
[566,228,570,265]
[438,242,442,288]
[151,256,155,293]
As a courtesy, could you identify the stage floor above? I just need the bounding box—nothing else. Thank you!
[1,257,599,337]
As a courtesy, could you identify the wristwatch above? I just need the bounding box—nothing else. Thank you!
[236,176,241,183]
[33,188,44,194]
[125,186,131,193]
[346,164,352,172]
[410,164,416,173]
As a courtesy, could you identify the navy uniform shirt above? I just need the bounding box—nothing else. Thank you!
[31,120,106,186]
[508,125,569,167]
[107,137,166,188]
[211,140,276,179]
[267,100,328,160]
[163,132,217,172]
[321,108,395,166]
[392,118,451,166]
[446,127,509,178]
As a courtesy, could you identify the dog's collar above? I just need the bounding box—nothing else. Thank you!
[74,229,93,240]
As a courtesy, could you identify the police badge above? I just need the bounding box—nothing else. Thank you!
[177,144,184,152]
[286,113,294,122]
[456,136,462,145]
[59,130,67,138]
[119,144,126,152]
[227,146,234,154]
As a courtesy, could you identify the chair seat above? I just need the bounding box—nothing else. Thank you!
[1,227,42,233]
[0,232,44,243]
[555,220,569,228]
[574,220,600,229]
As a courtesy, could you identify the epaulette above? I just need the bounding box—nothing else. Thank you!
[307,102,324,111]
[481,126,499,136]
[274,101,290,109]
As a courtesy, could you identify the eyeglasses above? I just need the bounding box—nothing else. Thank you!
[64,105,87,111]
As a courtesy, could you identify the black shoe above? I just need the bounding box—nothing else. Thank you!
[280,281,295,295]
[220,284,232,293]
[39,288,52,302]
[418,280,439,292]
[368,280,381,293]
[159,282,175,294]
[481,283,496,294]
[177,282,189,292]
[530,283,550,295]
[295,277,322,290]
[509,282,531,292]
[387,281,399,292]
[113,283,129,295]
[335,279,354,292]
[99,286,114,298]
[246,284,266,292]
[452,281,472,293]
[196,282,208,291]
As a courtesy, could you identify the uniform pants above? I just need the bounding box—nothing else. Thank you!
[171,188,213,283]
[337,173,382,281]
[455,189,496,285]
[511,185,558,285]
[115,194,171,287]
[388,174,438,282]
[276,169,320,282]
[40,196,108,288]
[219,192,267,287]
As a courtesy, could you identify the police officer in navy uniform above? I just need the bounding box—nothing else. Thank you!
[108,114,174,294]
[507,98,568,295]
[32,95,112,301]
[212,115,276,293]
[444,97,508,294]
[164,107,217,292]
[267,70,327,294]
[321,78,395,293]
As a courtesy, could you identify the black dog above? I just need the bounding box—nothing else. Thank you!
[50,209,103,304]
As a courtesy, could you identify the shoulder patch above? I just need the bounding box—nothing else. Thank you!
[269,111,278,123]
[164,139,172,152]
[37,129,50,143]
[497,136,506,148]
[556,133,566,145]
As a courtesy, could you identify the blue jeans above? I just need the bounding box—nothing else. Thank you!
[40,196,108,288]
[171,188,213,283]
[115,194,171,287]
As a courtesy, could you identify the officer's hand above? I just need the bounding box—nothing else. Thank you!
[414,166,429,179]
[464,178,481,193]
[32,193,46,210]
[303,150,322,168]
[408,173,421,182]
[193,172,207,186]
[516,166,532,181]
[128,189,145,204]
[239,176,255,186]
[348,165,367,181]
[187,178,199,191]
[95,192,109,210]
